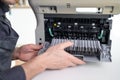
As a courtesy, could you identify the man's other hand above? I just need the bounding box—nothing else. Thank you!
[13,44,43,61]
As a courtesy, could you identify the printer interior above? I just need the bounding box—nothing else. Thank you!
[29,0,120,62]
[43,14,112,62]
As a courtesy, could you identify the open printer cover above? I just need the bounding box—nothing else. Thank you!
[29,0,120,62]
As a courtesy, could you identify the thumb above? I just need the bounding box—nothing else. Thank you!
[29,44,43,50]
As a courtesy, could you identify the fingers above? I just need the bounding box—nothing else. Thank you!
[33,45,43,50]
[69,56,85,65]
[33,51,39,56]
[57,41,74,49]
[27,44,43,51]
[57,62,76,70]
[68,62,76,67]
[64,52,85,65]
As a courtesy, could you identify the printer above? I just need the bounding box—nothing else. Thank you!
[28,0,120,62]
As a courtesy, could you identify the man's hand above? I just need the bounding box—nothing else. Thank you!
[39,41,85,70]
[13,44,43,61]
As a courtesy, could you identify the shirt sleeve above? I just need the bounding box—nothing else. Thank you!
[0,66,26,80]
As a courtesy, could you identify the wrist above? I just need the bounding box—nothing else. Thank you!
[38,53,49,69]
[21,56,46,80]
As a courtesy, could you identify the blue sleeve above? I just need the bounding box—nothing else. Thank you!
[0,66,26,80]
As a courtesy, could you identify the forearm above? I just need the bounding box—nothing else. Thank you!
[21,55,47,80]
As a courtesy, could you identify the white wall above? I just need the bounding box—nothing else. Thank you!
[111,14,120,39]
[6,8,36,45]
